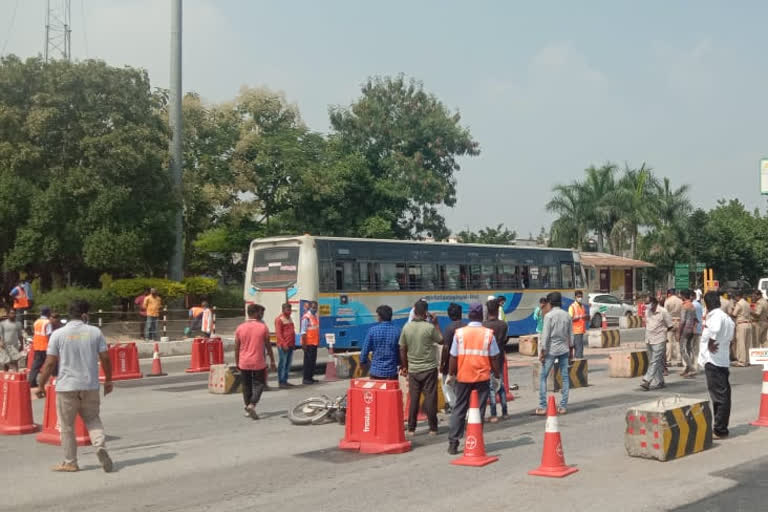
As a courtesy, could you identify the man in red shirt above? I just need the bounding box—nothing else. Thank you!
[274,303,296,388]
[235,304,276,419]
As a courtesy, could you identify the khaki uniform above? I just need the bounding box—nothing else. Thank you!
[752,298,768,348]
[733,298,753,366]
[665,295,683,365]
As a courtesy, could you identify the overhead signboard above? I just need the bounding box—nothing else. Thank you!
[674,263,690,290]
[761,159,768,195]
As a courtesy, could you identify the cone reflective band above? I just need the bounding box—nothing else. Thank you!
[529,395,578,478]
[148,343,167,377]
[451,389,498,467]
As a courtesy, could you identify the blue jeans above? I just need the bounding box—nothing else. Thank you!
[145,316,158,341]
[489,377,508,417]
[277,347,293,384]
[539,353,570,409]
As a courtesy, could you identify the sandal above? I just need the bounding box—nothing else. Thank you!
[558,407,568,415]
[534,408,546,416]
[489,416,500,424]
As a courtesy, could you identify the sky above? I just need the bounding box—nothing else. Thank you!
[2,0,767,237]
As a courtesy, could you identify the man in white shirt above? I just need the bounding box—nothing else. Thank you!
[699,291,735,439]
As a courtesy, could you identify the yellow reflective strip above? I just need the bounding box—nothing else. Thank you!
[692,404,707,452]
[672,408,689,459]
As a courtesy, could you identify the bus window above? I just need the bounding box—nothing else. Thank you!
[421,264,438,290]
[335,261,359,291]
[574,262,586,289]
[377,263,405,290]
[482,264,496,288]
[251,247,299,289]
[521,266,530,289]
[408,264,422,289]
[319,260,335,292]
[359,262,375,291]
[540,265,559,289]
[499,263,517,288]
[561,263,574,289]
[441,264,466,290]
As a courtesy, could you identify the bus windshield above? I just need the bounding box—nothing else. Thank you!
[251,247,299,289]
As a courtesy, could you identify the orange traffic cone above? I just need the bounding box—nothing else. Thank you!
[529,395,578,478]
[601,315,608,330]
[451,389,498,467]
[324,347,338,382]
[147,343,167,377]
[751,369,768,427]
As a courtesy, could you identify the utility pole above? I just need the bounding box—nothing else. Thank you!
[45,0,72,62]
[168,0,184,281]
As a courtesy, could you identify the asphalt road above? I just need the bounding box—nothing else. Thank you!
[4,347,768,512]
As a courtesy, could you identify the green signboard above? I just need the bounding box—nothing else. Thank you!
[695,262,706,273]
[674,263,690,290]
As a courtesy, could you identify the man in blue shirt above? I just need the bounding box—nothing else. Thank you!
[360,305,400,379]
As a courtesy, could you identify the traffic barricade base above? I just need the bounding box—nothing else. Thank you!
[208,364,242,394]
[339,379,411,454]
[36,381,91,446]
[609,350,649,378]
[518,335,538,357]
[0,372,38,435]
[532,358,588,392]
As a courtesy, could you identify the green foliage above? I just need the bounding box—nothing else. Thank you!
[210,285,244,309]
[35,287,116,313]
[108,278,186,300]
[182,276,218,295]
[99,273,113,290]
[457,224,517,245]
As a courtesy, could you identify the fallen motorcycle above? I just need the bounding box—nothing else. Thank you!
[288,394,347,426]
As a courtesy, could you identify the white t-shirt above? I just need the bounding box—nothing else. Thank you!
[47,321,108,391]
[698,308,734,368]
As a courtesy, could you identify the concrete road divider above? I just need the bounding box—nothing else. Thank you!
[339,378,411,454]
[620,315,643,329]
[335,352,369,379]
[36,380,91,446]
[532,358,588,392]
[518,335,538,356]
[588,328,620,348]
[625,396,712,461]
[609,350,649,378]
[99,343,143,382]
[208,364,242,394]
[0,372,38,435]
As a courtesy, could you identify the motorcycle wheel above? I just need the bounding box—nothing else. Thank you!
[289,397,331,425]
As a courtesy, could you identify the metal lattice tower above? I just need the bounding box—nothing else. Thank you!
[45,0,71,62]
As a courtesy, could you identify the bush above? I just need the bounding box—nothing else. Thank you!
[109,278,186,300]
[35,287,116,313]
[182,276,218,296]
[210,285,244,309]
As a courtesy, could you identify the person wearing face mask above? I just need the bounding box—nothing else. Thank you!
[300,301,320,385]
[568,291,588,359]
[640,296,673,391]
[36,299,114,473]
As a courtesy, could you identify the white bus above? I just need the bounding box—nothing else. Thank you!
[244,235,586,349]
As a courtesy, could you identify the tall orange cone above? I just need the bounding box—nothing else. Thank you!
[750,369,768,427]
[529,395,578,478]
[451,389,498,467]
[147,343,167,377]
[601,314,608,330]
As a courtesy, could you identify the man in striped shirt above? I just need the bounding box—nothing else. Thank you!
[360,305,400,379]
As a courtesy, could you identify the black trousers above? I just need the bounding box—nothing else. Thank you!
[407,369,438,432]
[28,350,47,388]
[302,345,318,382]
[449,380,490,444]
[705,363,731,436]
[241,369,267,407]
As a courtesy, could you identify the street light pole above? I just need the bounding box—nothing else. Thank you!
[169,0,184,281]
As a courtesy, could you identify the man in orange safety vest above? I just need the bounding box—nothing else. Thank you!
[28,306,53,388]
[446,303,501,455]
[301,301,320,385]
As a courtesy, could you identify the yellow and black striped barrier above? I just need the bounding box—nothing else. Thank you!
[532,358,588,392]
[335,352,370,379]
[588,328,621,348]
[609,350,649,378]
[208,364,242,394]
[619,315,644,329]
[625,397,713,461]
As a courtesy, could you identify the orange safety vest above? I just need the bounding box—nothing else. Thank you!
[33,318,51,351]
[190,306,204,318]
[302,312,319,346]
[569,302,586,335]
[455,325,493,383]
[13,287,29,309]
[201,308,213,333]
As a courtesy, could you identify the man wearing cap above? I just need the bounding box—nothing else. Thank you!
[536,292,573,415]
[447,302,500,455]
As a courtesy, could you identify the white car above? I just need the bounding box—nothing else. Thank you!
[588,293,636,327]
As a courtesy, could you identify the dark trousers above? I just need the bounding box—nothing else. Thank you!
[449,380,490,444]
[705,363,731,436]
[302,345,318,383]
[241,368,267,407]
[28,350,47,387]
[407,368,438,432]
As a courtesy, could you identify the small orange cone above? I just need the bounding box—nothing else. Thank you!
[451,389,498,467]
[529,395,578,478]
[601,315,608,330]
[147,343,167,377]
[751,369,768,427]
[324,347,338,382]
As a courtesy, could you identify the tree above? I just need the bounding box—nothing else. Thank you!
[329,75,480,238]
[580,164,618,252]
[0,56,173,283]
[546,182,589,249]
[609,163,657,259]
[457,224,517,244]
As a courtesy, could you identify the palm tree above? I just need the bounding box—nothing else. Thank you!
[546,181,589,250]
[580,163,618,252]
[652,177,692,230]
[608,163,658,258]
